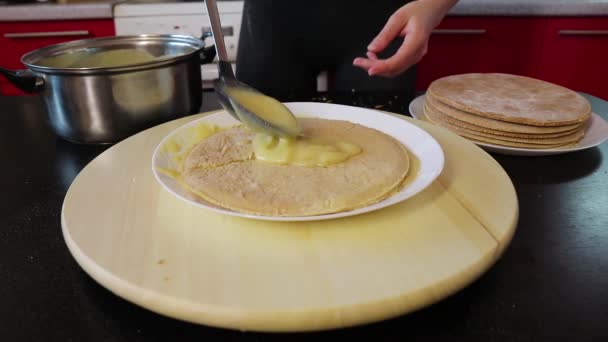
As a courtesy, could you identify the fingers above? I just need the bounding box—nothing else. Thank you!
[353,51,381,70]
[367,10,407,53]
[352,56,376,70]
[369,27,428,77]
[354,18,429,78]
[354,1,436,78]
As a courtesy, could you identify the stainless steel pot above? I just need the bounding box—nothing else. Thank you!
[0,34,216,144]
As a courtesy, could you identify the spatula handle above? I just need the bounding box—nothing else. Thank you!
[204,0,228,62]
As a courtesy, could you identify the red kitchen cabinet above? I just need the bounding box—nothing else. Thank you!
[0,19,115,96]
[415,16,546,91]
[536,17,608,100]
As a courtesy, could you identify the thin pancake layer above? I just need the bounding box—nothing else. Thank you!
[428,73,591,126]
[423,103,586,144]
[466,137,576,150]
[424,105,580,149]
[425,93,582,135]
[183,125,253,172]
[183,118,410,216]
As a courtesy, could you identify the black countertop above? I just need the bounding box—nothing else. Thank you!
[1,91,607,341]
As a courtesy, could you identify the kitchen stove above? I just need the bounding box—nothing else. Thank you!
[114,0,244,89]
[287,91,413,115]
[199,89,414,116]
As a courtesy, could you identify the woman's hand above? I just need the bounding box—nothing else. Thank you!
[353,0,458,78]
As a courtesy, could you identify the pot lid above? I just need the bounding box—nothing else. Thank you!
[22,34,208,74]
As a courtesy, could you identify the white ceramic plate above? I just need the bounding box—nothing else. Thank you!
[152,102,445,221]
[409,94,608,156]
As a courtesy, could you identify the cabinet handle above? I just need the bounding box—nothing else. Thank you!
[431,29,486,35]
[559,30,608,36]
[4,30,90,38]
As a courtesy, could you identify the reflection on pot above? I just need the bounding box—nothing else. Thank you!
[112,67,175,114]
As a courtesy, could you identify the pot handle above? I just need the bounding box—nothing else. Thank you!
[199,32,217,65]
[0,67,45,93]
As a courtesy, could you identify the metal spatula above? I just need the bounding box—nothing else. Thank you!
[203,0,300,138]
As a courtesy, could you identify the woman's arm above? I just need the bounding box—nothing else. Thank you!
[353,0,459,78]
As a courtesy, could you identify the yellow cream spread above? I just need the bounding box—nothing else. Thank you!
[223,88,361,166]
[158,120,363,181]
[252,133,361,167]
[162,122,220,172]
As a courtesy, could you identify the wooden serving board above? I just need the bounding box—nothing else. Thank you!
[61,111,518,332]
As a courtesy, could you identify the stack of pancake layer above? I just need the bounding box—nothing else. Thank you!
[424,73,592,149]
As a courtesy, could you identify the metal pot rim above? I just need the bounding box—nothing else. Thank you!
[21,34,208,75]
